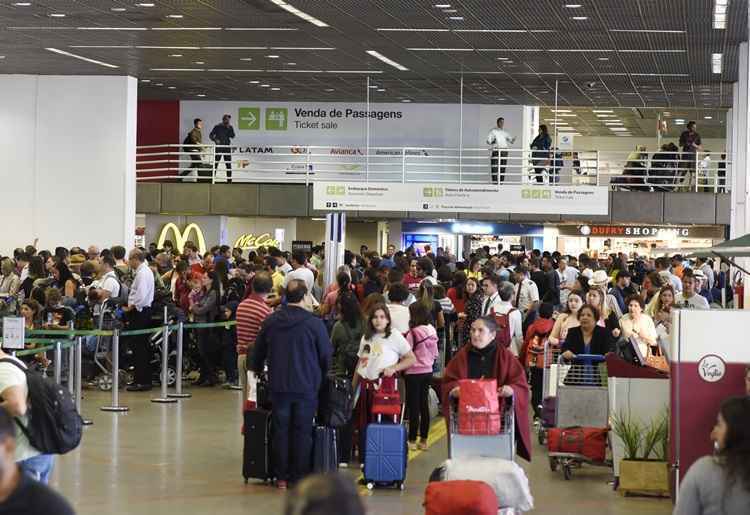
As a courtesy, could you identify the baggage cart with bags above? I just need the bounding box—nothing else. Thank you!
[555,354,609,428]
[547,426,610,480]
[537,338,562,444]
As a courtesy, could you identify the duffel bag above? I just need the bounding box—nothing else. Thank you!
[547,426,608,462]
[424,480,497,515]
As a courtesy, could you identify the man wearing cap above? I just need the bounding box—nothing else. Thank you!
[209,114,236,184]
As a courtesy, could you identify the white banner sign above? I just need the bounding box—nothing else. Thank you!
[2,317,25,350]
[313,182,609,215]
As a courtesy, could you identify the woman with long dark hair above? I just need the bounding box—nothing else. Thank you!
[191,271,222,386]
[675,396,750,514]
[460,276,483,346]
[20,255,48,300]
[530,124,551,183]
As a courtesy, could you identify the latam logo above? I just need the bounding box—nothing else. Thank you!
[237,146,273,154]
[697,354,726,383]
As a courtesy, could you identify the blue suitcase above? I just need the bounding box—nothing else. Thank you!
[363,422,408,490]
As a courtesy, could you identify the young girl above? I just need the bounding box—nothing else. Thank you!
[404,302,439,451]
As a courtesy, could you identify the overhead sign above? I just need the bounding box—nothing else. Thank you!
[558,225,725,239]
[313,182,609,216]
[234,233,280,251]
[157,223,207,254]
[292,240,314,253]
[2,317,25,350]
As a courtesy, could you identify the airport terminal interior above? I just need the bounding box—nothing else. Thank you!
[2,1,750,514]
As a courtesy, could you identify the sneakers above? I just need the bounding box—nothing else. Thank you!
[408,441,418,451]
[276,480,288,490]
[418,439,429,451]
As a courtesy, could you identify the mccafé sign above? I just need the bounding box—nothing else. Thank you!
[234,233,280,250]
[558,224,725,239]
[158,223,207,254]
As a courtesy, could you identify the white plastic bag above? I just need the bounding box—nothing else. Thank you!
[429,387,439,419]
[442,457,534,511]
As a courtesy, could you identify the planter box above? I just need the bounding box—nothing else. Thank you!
[619,460,670,496]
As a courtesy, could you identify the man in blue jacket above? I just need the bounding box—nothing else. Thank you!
[209,114,235,183]
[252,279,331,490]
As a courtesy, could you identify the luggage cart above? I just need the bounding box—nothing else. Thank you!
[537,340,562,445]
[549,354,611,480]
[448,395,515,461]
[91,299,127,391]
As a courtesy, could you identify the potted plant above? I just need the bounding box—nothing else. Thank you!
[612,409,670,496]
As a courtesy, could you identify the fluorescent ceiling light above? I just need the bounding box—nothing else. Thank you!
[596,114,615,117]
[558,114,577,117]
[111,7,126,11]
[619,49,685,53]
[324,88,335,92]
[455,29,528,33]
[443,9,459,13]
[152,27,223,31]
[714,0,730,29]
[150,68,205,71]
[76,27,148,30]
[704,116,713,119]
[271,47,335,50]
[565,4,582,7]
[167,15,184,19]
[712,53,723,74]
[326,70,383,73]
[366,50,409,71]
[137,46,200,50]
[269,0,329,28]
[141,79,150,82]
[240,58,253,61]
[70,45,133,48]
[610,127,629,131]
[197,94,206,97]
[271,87,281,91]
[408,48,473,51]
[260,84,270,87]
[592,109,614,113]
[208,69,264,72]
[45,47,118,68]
[167,86,176,89]
[49,13,66,17]
[434,4,451,7]
[377,88,386,92]
[267,55,280,58]
[448,16,464,20]
[224,27,298,31]
[13,2,32,5]
[203,47,267,50]
[402,99,412,103]
[571,16,588,20]
[377,28,449,32]
[265,69,322,73]
[609,29,686,33]
[194,61,205,64]
[136,3,155,6]
[551,109,571,113]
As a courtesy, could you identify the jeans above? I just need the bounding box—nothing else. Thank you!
[271,392,317,482]
[404,373,432,441]
[19,454,55,484]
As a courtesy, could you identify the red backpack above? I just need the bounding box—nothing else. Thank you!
[491,308,517,348]
[424,480,498,515]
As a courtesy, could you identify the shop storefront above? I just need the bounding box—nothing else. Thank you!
[553,224,727,257]
[401,221,545,258]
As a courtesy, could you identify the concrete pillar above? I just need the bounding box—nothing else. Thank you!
[324,212,346,287]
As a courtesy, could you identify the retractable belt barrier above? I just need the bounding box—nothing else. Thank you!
[0,319,239,415]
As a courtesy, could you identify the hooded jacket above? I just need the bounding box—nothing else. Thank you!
[252,305,332,398]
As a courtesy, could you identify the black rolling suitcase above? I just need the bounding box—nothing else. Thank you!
[312,426,338,473]
[242,409,274,483]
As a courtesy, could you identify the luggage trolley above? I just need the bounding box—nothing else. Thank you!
[549,354,611,479]
[91,299,127,391]
[448,395,515,462]
[537,340,562,445]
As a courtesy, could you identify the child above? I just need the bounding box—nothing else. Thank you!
[433,284,455,315]
[404,302,439,451]
[521,302,555,420]
[187,276,204,322]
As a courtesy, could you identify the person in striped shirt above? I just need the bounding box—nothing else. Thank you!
[236,272,273,403]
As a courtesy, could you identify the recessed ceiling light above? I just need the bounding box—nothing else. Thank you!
[443,9,458,13]
[240,58,253,61]
[45,47,119,68]
[197,94,206,97]
[141,79,150,82]
[167,14,184,19]
[271,87,281,90]
[712,53,723,74]
[325,88,335,92]
[565,4,583,7]
[260,84,270,87]
[377,88,386,92]
[592,109,614,113]
[448,16,464,20]
[110,7,126,11]
[13,2,32,6]
[194,61,204,64]
[136,3,155,7]
[365,50,409,71]
[551,109,571,113]
[49,13,66,18]
[704,115,713,119]
[268,0,329,28]
[155,83,163,86]
[266,55,280,58]
[434,4,451,7]
[598,57,609,61]
[401,99,412,103]
[169,54,183,57]
[287,62,296,65]
[571,16,588,20]
[167,86,176,89]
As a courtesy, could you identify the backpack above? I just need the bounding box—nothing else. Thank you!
[109,277,130,307]
[491,308,517,349]
[0,358,83,454]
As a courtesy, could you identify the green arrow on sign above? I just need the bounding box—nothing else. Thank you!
[238,107,260,130]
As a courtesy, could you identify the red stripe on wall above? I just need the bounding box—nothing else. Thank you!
[671,361,747,481]
[137,100,180,180]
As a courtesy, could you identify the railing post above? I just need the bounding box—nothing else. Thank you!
[695,153,700,192]
[54,341,62,385]
[152,307,177,404]
[75,336,94,426]
[168,322,191,399]
[402,148,406,183]
[306,146,311,185]
[101,329,129,412]
[595,150,600,186]
[67,323,75,394]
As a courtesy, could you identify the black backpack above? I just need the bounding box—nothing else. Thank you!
[0,358,83,454]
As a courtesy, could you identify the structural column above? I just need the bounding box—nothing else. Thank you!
[324,212,346,287]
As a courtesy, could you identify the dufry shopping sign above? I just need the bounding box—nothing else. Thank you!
[157,223,207,255]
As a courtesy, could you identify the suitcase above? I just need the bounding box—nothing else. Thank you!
[363,420,408,490]
[541,396,556,428]
[424,480,498,515]
[312,426,338,474]
[547,426,608,462]
[242,409,273,483]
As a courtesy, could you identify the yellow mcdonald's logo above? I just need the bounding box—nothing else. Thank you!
[157,223,207,254]
[234,233,280,250]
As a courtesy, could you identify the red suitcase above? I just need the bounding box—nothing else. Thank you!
[424,480,498,515]
[547,426,608,462]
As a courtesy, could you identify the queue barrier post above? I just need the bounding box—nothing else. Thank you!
[75,337,94,426]
[167,321,191,399]
[54,341,63,385]
[101,329,129,413]
[152,307,177,404]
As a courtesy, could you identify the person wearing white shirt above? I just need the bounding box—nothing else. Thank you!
[493,283,524,356]
[556,258,579,307]
[94,256,121,300]
[486,117,516,184]
[125,249,155,391]
[512,267,540,314]
[283,252,315,292]
[481,275,503,316]
[676,273,710,310]
[697,257,715,290]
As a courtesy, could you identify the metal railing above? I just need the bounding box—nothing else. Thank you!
[136,144,731,193]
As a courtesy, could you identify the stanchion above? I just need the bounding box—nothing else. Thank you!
[54,341,63,385]
[152,309,177,404]
[168,321,191,399]
[101,329,129,412]
[75,337,94,426]
[66,321,74,393]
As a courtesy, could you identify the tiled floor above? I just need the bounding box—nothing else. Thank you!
[50,389,672,515]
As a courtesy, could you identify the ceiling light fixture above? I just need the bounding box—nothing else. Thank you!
[45,47,119,68]
[271,87,281,90]
[137,46,200,49]
[402,99,412,103]
[49,13,66,17]
[224,27,298,31]
[551,109,572,113]
[325,88,335,92]
[704,116,713,119]
[448,16,464,20]
[150,68,205,71]
[167,86,176,89]
[266,55,280,58]
[13,2,32,5]
[565,4,582,7]
[376,28,449,32]
[712,52,723,73]
[111,7,126,11]
[194,61,205,64]
[207,69,264,72]
[268,0,329,28]
[151,27,222,31]
[713,0,729,29]
[609,29,686,33]
[434,4,451,7]
[260,84,270,87]
[169,54,183,57]
[365,50,409,71]
[136,3,155,6]
[326,70,383,73]
[592,110,614,113]
[140,79,150,82]
[167,14,184,19]
[571,16,588,20]
[197,94,206,97]
[76,27,148,30]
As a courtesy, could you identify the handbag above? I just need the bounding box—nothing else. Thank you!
[645,345,669,374]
